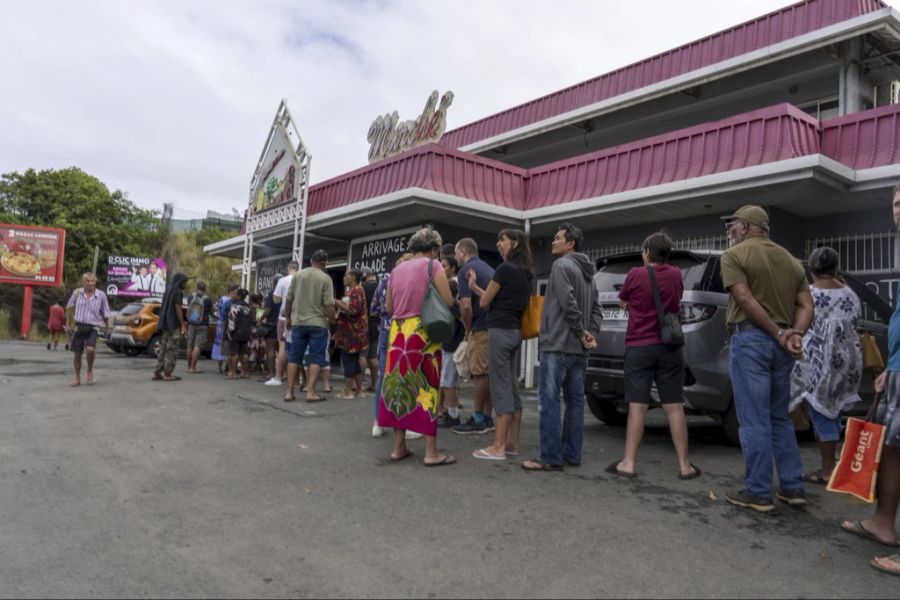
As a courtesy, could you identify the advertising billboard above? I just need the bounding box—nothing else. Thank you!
[106,256,167,298]
[0,224,65,287]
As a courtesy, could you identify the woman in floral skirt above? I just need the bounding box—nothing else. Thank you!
[378,228,456,466]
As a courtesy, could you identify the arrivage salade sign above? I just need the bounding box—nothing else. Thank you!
[349,230,416,277]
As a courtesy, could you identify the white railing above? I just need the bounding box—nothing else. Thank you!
[805,232,898,275]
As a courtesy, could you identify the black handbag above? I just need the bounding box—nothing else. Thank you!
[647,266,684,348]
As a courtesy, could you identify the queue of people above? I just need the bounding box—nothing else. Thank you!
[55,197,899,578]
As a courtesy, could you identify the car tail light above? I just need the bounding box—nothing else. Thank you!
[679,302,716,324]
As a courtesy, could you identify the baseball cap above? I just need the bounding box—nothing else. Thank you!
[721,205,770,231]
[310,249,328,263]
[196,280,206,291]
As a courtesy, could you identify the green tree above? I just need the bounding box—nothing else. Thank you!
[0,167,162,284]
[172,229,240,300]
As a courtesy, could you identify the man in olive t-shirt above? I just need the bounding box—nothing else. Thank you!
[283,249,336,403]
[719,205,814,513]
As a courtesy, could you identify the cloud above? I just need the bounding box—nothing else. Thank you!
[0,0,809,216]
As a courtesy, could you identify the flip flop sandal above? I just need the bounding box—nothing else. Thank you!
[842,520,900,548]
[678,464,702,480]
[473,448,507,461]
[521,459,563,472]
[282,396,296,402]
[389,450,414,462]
[606,460,638,479]
[151,375,164,381]
[305,395,328,403]
[424,455,457,467]
[70,381,81,387]
[804,471,829,485]
[870,554,900,577]
[505,449,521,457]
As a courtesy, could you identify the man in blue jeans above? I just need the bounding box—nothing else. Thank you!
[720,205,814,512]
[522,223,601,471]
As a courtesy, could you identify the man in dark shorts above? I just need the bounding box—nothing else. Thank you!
[607,232,699,480]
[283,250,336,402]
[185,280,213,374]
[66,272,111,386]
[840,184,900,576]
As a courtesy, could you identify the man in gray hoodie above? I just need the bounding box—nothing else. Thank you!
[523,223,601,471]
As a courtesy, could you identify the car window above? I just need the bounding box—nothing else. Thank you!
[593,253,712,293]
[697,256,726,293]
[120,304,142,316]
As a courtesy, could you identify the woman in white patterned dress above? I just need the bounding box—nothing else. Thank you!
[790,247,862,484]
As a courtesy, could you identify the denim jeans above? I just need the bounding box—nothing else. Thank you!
[538,351,587,466]
[729,327,804,497]
[372,328,389,419]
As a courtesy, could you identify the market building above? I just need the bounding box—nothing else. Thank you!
[207,0,900,304]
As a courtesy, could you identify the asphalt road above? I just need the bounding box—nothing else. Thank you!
[0,340,896,598]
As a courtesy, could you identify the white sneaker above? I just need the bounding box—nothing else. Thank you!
[372,422,385,437]
[405,430,424,440]
[264,377,282,386]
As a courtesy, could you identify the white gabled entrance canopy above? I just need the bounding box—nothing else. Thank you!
[241,99,311,290]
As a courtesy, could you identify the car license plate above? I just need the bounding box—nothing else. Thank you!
[602,308,628,321]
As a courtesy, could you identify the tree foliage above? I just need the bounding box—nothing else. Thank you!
[172,230,241,301]
[0,167,162,284]
[0,167,241,337]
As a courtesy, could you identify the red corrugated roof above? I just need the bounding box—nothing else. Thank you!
[304,103,822,216]
[308,144,527,216]
[441,0,886,150]
[821,102,900,169]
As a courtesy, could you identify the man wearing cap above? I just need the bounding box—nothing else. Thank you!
[720,205,814,513]
[283,250,336,402]
[185,280,213,374]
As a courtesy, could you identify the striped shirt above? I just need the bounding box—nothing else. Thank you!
[67,288,110,326]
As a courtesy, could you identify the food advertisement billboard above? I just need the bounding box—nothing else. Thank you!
[0,224,65,287]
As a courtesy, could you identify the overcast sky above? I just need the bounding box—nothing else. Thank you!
[0,0,849,217]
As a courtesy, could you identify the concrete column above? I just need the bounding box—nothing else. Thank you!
[839,38,864,116]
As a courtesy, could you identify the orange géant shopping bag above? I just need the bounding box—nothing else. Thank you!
[827,393,886,503]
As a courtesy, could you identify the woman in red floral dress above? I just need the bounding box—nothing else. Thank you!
[377,228,456,466]
[334,268,369,399]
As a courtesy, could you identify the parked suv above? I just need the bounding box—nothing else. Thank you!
[585,249,890,445]
[108,299,216,358]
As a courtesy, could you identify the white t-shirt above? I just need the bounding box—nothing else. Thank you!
[273,274,294,319]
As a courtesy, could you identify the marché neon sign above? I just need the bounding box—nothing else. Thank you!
[367,90,454,163]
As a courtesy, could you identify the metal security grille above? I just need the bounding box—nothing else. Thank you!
[804,232,898,275]
[586,234,728,262]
